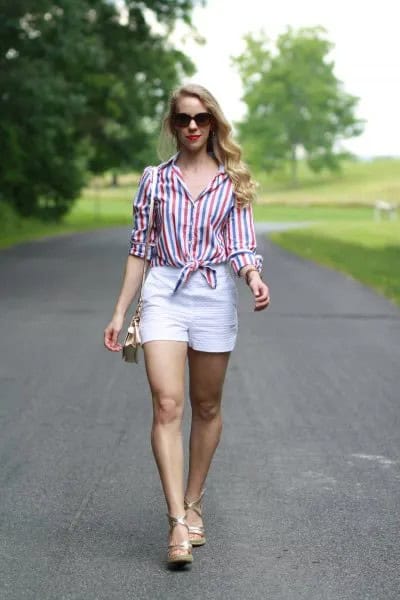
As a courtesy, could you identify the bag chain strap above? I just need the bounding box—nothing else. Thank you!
[129,166,158,326]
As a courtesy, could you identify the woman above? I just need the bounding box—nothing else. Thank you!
[104,84,270,567]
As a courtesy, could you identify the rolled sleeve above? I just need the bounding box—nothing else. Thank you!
[224,200,263,276]
[129,167,156,260]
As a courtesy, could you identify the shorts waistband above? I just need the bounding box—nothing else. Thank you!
[150,262,231,275]
[149,262,234,291]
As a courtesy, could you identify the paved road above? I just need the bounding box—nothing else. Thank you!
[255,221,314,233]
[1,227,399,600]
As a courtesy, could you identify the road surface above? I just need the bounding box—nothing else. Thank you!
[0,227,399,599]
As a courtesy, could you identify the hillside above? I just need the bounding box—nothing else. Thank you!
[255,157,400,205]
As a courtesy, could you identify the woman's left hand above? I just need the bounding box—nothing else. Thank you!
[248,274,270,311]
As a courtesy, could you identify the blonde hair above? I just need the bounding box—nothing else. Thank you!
[158,83,256,207]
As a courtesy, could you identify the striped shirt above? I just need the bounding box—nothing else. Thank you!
[129,153,263,292]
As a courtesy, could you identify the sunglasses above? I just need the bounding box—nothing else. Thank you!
[173,112,212,128]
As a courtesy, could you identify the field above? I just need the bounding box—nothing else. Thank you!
[255,157,400,205]
[1,158,399,305]
[68,158,400,222]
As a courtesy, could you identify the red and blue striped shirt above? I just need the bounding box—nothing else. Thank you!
[129,153,263,292]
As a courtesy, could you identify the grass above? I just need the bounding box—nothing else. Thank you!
[256,157,400,205]
[1,158,399,307]
[0,159,400,310]
[0,173,140,250]
[0,218,121,250]
[269,220,400,306]
[70,192,376,227]
[1,190,377,251]
[252,204,373,222]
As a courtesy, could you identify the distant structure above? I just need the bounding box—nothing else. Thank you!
[373,200,397,221]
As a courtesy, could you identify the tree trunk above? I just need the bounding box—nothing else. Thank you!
[290,145,298,186]
[111,172,118,187]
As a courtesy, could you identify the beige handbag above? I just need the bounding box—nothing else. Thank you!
[122,166,158,363]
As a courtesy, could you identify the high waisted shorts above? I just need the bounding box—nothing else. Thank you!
[140,263,238,352]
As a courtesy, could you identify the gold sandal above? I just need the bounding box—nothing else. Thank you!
[167,514,193,566]
[184,488,206,547]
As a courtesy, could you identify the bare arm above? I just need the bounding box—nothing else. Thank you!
[104,165,156,352]
[104,255,148,352]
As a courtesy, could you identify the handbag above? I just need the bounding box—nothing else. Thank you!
[122,166,158,363]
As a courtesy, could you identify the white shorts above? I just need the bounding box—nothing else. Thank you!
[140,263,238,352]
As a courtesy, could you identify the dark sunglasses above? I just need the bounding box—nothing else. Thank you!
[173,112,212,128]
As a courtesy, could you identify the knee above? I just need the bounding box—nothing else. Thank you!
[153,394,183,426]
[192,395,221,422]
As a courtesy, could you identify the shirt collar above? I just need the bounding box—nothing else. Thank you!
[168,152,225,173]
[157,153,178,170]
[159,153,228,195]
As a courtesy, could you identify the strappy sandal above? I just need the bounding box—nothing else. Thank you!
[184,488,206,547]
[167,514,193,566]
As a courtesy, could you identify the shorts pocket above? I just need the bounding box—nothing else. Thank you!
[143,267,176,299]
[142,269,156,299]
[217,274,237,299]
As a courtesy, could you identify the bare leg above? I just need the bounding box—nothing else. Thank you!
[143,340,189,557]
[185,349,230,538]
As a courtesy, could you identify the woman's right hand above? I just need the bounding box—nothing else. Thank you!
[104,313,124,352]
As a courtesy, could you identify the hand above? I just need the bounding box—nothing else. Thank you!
[248,274,270,311]
[104,313,124,352]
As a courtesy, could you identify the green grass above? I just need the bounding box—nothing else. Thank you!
[70,193,376,227]
[0,217,125,250]
[256,157,400,205]
[252,204,373,222]
[2,159,399,309]
[0,159,400,248]
[270,220,400,306]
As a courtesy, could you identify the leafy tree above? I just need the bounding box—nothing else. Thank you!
[81,1,197,180]
[233,27,364,185]
[0,0,199,219]
[0,1,97,218]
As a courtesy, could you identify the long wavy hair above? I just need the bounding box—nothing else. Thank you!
[158,83,256,207]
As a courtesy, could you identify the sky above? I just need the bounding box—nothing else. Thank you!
[174,0,400,157]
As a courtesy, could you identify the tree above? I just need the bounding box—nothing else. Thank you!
[0,0,98,219]
[233,27,364,184]
[81,1,197,180]
[0,0,200,219]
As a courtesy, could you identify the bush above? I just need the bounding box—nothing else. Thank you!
[0,202,21,231]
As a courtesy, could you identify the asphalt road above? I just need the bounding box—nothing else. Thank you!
[1,226,399,600]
